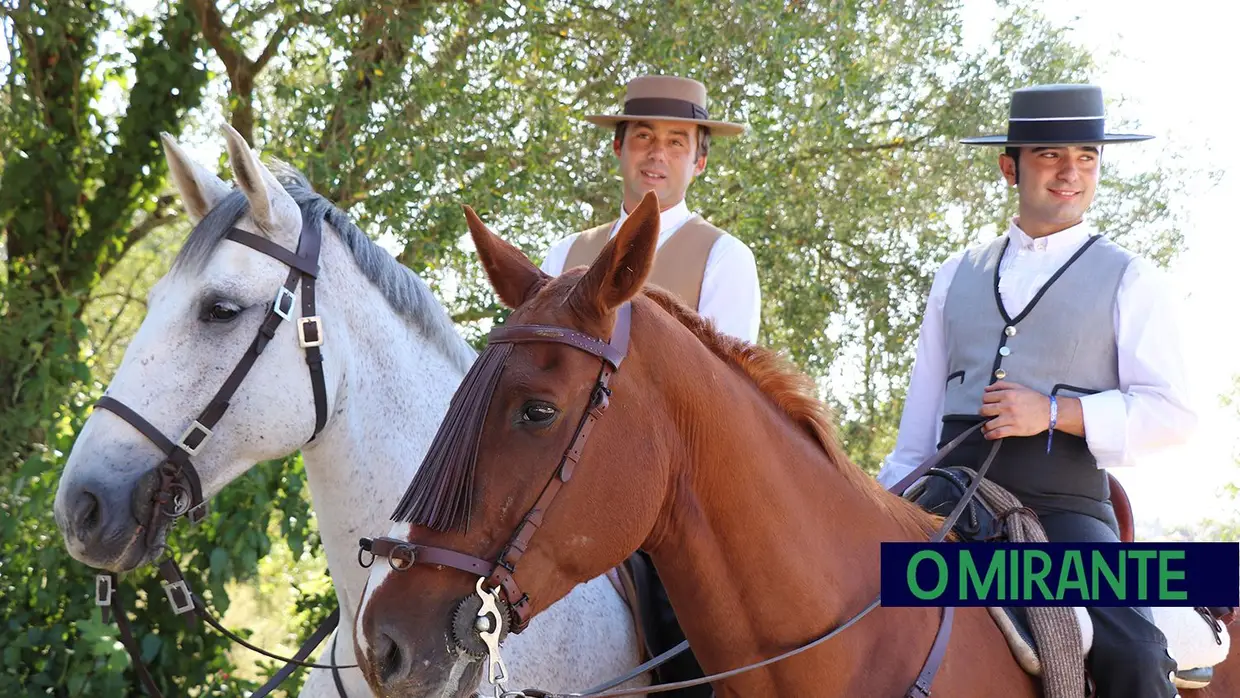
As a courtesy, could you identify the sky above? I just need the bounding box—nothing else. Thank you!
[958,0,1240,531]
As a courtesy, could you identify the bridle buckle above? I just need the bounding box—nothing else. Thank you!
[177,420,212,455]
[297,316,324,348]
[161,578,195,615]
[273,286,296,321]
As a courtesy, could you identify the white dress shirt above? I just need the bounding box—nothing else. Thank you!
[540,200,762,343]
[876,219,1198,491]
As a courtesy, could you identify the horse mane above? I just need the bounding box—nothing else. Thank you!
[642,287,943,538]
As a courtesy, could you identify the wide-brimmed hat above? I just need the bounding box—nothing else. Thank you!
[961,84,1152,147]
[583,75,746,137]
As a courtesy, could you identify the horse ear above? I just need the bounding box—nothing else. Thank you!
[570,190,660,317]
[463,205,549,309]
[161,133,230,223]
[221,124,301,242]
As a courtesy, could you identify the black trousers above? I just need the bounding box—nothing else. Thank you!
[633,551,713,698]
[1037,509,1178,698]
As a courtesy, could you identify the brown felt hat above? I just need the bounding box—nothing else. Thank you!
[583,75,746,137]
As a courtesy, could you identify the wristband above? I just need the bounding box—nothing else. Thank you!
[1047,394,1058,454]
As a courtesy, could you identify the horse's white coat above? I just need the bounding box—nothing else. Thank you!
[53,127,646,697]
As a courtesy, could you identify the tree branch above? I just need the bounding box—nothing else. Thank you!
[97,196,178,279]
[191,0,290,143]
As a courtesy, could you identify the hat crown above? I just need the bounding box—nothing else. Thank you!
[624,75,708,110]
[1010,84,1105,120]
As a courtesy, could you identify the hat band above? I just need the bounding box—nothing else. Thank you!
[1007,117,1105,143]
[623,97,710,122]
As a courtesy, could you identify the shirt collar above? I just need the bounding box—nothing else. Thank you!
[614,199,693,240]
[1006,217,1095,253]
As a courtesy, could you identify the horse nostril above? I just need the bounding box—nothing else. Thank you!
[377,632,403,685]
[72,489,102,543]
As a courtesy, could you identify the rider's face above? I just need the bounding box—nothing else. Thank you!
[1001,146,1100,236]
[614,120,707,213]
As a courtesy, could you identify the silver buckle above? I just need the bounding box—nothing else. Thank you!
[162,579,195,615]
[297,316,324,348]
[273,287,296,322]
[177,421,212,455]
[187,501,209,524]
[95,574,113,606]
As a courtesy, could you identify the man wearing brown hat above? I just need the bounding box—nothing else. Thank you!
[540,74,760,343]
[539,74,758,696]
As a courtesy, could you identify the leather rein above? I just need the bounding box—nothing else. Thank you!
[91,216,357,697]
[359,301,1002,698]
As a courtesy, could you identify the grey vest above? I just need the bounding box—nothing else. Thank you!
[938,234,1134,523]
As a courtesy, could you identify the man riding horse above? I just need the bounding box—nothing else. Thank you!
[876,84,1199,698]
[539,74,759,696]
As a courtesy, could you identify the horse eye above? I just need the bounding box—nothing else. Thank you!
[204,301,241,323]
[520,403,558,425]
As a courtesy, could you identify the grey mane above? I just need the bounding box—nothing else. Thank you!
[171,162,476,373]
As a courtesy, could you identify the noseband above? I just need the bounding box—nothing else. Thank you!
[95,219,328,541]
[359,302,633,634]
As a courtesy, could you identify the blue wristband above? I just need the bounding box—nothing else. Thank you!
[1046,395,1058,454]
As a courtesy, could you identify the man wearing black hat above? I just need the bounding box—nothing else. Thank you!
[877,84,1197,697]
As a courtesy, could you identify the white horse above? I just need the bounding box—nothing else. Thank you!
[52,124,647,697]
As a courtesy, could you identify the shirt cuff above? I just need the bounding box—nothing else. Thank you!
[1077,390,1129,467]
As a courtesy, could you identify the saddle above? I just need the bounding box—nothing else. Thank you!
[905,467,1234,691]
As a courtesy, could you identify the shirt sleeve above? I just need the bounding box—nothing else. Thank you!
[875,253,964,491]
[698,235,761,343]
[1076,257,1199,467]
[539,234,579,277]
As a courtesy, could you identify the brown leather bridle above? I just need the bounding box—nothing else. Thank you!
[360,302,633,633]
[358,301,1003,698]
[90,216,358,698]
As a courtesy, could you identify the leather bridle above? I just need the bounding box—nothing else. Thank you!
[90,216,357,698]
[358,301,1002,698]
[360,302,633,633]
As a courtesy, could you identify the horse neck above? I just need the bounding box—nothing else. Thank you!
[642,333,937,694]
[297,231,470,626]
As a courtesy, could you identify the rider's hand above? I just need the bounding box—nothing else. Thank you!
[978,381,1051,440]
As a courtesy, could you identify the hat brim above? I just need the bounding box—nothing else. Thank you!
[960,133,1154,146]
[583,113,746,137]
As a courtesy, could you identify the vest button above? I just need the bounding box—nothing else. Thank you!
[994,369,1007,380]
[1004,325,1017,337]
[999,346,1011,357]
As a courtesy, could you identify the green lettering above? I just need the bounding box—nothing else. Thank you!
[1159,550,1188,601]
[908,550,948,600]
[1010,549,1019,600]
[1057,550,1089,601]
[1092,549,1125,601]
[1023,549,1054,601]
[1129,550,1157,600]
[961,549,1004,601]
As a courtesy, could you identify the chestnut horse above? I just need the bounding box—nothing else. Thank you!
[354,191,1238,697]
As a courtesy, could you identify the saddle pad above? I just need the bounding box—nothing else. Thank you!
[987,606,1094,676]
[990,606,1230,688]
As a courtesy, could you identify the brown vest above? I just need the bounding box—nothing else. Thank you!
[562,215,724,310]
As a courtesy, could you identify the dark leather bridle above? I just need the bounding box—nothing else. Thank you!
[359,301,1003,698]
[90,216,357,697]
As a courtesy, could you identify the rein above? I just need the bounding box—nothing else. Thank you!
[360,303,1002,698]
[91,217,356,697]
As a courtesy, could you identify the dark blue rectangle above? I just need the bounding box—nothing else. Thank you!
[880,542,1239,607]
